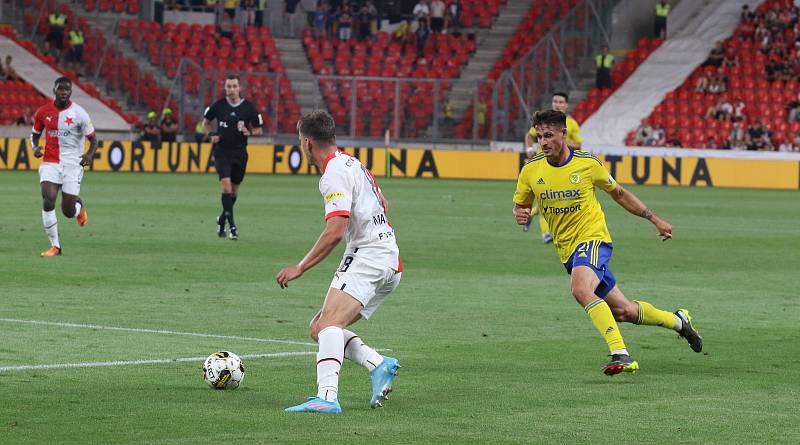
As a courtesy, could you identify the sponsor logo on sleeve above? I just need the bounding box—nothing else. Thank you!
[324,191,345,202]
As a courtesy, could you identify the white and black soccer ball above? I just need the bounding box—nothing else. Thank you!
[203,351,245,390]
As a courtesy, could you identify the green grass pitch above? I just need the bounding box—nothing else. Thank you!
[0,170,798,444]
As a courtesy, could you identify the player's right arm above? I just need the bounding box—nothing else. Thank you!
[30,108,45,158]
[512,167,534,225]
[202,104,218,143]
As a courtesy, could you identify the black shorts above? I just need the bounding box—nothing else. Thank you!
[47,30,64,49]
[69,45,83,62]
[214,146,248,184]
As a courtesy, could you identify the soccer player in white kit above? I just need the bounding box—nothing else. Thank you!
[277,110,402,414]
[30,77,98,256]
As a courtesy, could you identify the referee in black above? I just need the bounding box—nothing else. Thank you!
[202,74,264,240]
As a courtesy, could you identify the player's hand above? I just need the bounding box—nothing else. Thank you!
[276,265,304,289]
[33,146,44,158]
[513,205,531,225]
[210,135,220,143]
[80,152,93,167]
[241,126,251,136]
[654,218,673,241]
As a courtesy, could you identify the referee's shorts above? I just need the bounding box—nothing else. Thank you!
[214,145,248,184]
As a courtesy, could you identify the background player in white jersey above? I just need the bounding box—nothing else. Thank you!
[277,110,403,414]
[30,77,98,257]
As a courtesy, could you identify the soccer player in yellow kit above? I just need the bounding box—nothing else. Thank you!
[523,92,582,243]
[512,110,703,375]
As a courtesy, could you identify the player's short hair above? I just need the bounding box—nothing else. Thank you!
[531,110,567,129]
[225,74,240,83]
[297,110,336,145]
[54,76,71,87]
[553,91,569,102]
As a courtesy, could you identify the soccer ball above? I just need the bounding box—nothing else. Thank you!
[203,351,245,390]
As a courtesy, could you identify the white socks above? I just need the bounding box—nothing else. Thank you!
[673,314,683,332]
[343,329,384,372]
[42,210,60,248]
[316,326,343,402]
[73,201,82,218]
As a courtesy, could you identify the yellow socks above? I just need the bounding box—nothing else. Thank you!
[585,299,626,353]
[634,300,677,329]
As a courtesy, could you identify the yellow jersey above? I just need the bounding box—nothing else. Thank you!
[513,150,617,263]
[529,115,583,146]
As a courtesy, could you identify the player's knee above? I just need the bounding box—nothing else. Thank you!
[570,285,595,305]
[61,201,76,218]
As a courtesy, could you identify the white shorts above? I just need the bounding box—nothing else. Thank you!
[330,254,402,320]
[39,162,84,196]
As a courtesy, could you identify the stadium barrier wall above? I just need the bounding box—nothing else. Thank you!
[1,138,798,190]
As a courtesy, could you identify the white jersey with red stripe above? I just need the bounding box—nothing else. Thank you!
[31,101,95,166]
[320,150,401,271]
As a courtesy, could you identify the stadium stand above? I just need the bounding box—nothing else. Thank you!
[452,0,583,139]
[0,78,48,125]
[302,29,475,137]
[572,37,662,124]
[117,19,299,133]
[627,0,795,150]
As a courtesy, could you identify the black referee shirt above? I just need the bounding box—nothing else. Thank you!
[204,98,263,151]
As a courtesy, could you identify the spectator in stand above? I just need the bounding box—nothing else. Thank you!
[634,120,653,146]
[46,10,67,60]
[393,19,410,43]
[666,136,682,147]
[707,68,727,93]
[652,124,666,146]
[722,48,739,68]
[255,0,266,27]
[778,136,794,152]
[594,45,614,89]
[339,4,353,40]
[224,0,238,19]
[412,0,431,33]
[143,111,162,147]
[704,137,718,149]
[694,70,712,92]
[68,28,85,73]
[703,41,725,67]
[311,4,328,39]
[655,1,670,39]
[15,108,34,126]
[416,19,430,57]
[446,0,461,33]
[732,98,746,121]
[704,99,733,121]
[366,1,379,34]
[729,121,747,150]
[160,108,179,144]
[741,4,755,22]
[219,12,235,39]
[357,3,374,41]
[242,0,256,26]
[3,55,19,81]
[430,0,446,34]
[195,120,208,143]
[746,120,770,150]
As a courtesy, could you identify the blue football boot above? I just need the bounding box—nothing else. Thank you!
[369,356,400,408]
[285,397,342,414]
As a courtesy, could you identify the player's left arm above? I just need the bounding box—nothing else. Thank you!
[81,133,98,166]
[607,184,672,241]
[276,216,348,288]
[248,105,264,136]
[80,111,98,166]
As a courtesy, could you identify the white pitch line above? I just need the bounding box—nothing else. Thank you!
[0,318,317,347]
[0,351,316,373]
